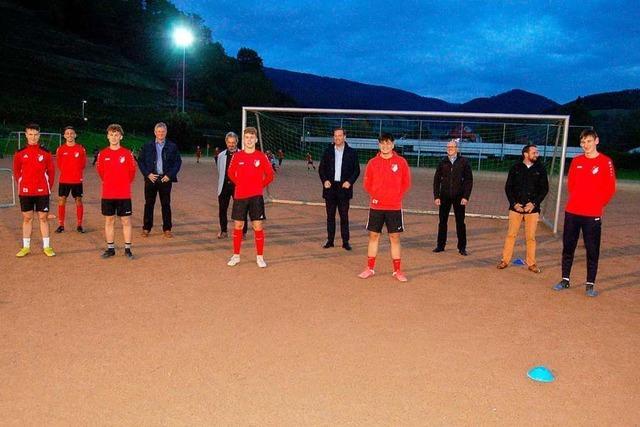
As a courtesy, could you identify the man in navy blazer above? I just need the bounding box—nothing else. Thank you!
[318,128,360,250]
[137,122,182,238]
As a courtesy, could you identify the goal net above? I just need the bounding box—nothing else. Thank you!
[242,107,576,233]
[0,168,16,207]
[3,131,62,156]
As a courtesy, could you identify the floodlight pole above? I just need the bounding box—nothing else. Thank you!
[181,47,186,113]
[82,100,87,121]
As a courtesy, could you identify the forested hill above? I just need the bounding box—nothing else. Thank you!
[0,0,292,144]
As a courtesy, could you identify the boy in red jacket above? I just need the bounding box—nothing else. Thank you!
[226,127,274,268]
[55,126,87,233]
[359,133,412,281]
[13,123,56,257]
[96,124,137,259]
[553,129,616,297]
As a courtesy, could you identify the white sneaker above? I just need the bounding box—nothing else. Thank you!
[256,255,267,268]
[227,254,241,266]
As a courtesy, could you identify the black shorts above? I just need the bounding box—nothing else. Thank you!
[19,195,50,213]
[101,199,133,217]
[58,183,83,198]
[231,195,266,221]
[366,209,404,233]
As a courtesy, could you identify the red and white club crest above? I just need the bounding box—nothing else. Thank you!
[74,152,80,158]
[119,156,126,164]
[254,159,261,167]
[592,166,599,175]
[38,154,44,162]
[391,163,398,172]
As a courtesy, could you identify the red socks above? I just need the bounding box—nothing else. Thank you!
[58,205,65,226]
[254,229,265,256]
[76,204,84,226]
[367,256,376,270]
[233,229,243,254]
[393,258,401,272]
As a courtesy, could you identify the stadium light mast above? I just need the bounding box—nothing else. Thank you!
[173,27,194,113]
[81,100,87,121]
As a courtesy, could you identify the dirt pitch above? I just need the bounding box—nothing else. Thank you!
[1,157,638,426]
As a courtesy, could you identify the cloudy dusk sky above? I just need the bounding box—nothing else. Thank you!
[172,0,640,103]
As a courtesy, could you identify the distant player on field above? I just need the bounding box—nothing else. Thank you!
[96,124,137,259]
[226,127,274,268]
[306,152,316,171]
[552,129,616,297]
[55,126,87,233]
[13,123,56,257]
[358,133,411,282]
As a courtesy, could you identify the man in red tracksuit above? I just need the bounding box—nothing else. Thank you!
[96,124,137,259]
[358,133,412,282]
[13,123,56,257]
[55,126,87,233]
[225,127,274,268]
[553,129,616,297]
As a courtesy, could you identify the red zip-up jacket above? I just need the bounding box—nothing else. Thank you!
[56,143,87,184]
[96,146,137,199]
[363,152,411,210]
[565,153,616,217]
[227,150,274,199]
[13,144,55,196]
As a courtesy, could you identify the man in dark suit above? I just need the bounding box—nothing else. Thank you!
[137,122,182,238]
[433,138,473,255]
[318,128,360,250]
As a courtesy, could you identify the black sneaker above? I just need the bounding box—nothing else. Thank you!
[342,242,352,251]
[55,226,64,233]
[101,248,116,259]
[323,241,335,249]
[76,226,85,233]
[552,279,570,291]
[124,248,134,260]
[432,247,445,253]
[585,283,598,297]
[458,249,468,256]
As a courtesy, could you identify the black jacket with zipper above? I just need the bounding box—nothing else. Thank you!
[433,156,473,200]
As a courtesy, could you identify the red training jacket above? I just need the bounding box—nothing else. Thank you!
[13,144,55,196]
[56,143,87,184]
[363,152,411,210]
[565,153,616,217]
[96,146,137,199]
[227,150,274,199]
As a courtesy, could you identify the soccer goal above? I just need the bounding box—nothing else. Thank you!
[242,107,578,234]
[3,131,62,156]
[0,168,16,208]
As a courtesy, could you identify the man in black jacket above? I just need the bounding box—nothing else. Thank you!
[497,144,549,272]
[433,139,473,255]
[318,128,360,250]
[137,122,182,238]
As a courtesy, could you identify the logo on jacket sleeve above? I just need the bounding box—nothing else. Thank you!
[254,160,261,167]
[391,163,398,172]
[119,156,126,164]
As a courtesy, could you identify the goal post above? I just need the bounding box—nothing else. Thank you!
[0,168,16,208]
[242,107,573,234]
[3,131,62,156]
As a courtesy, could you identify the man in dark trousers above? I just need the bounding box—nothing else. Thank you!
[137,122,182,238]
[433,138,473,255]
[318,127,360,250]
[216,131,247,239]
[497,144,549,273]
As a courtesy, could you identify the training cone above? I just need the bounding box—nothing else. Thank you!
[527,366,555,383]
[513,258,526,266]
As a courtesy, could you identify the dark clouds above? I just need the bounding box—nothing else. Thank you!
[173,0,640,103]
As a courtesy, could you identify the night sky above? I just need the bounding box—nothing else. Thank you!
[172,0,640,103]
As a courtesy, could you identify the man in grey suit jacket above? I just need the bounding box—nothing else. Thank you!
[216,132,247,238]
